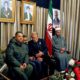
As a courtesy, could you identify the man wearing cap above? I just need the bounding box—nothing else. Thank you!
[53,27,68,72]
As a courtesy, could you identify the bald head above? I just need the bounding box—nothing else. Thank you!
[31,32,38,36]
[31,32,38,42]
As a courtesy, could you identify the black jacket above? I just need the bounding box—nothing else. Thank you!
[28,39,48,57]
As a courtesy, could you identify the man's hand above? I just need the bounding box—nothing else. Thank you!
[23,63,27,69]
[60,48,66,53]
[20,63,27,70]
[36,51,43,58]
[60,48,66,51]
[60,50,64,53]
[37,57,43,62]
[29,56,35,61]
[20,65,24,70]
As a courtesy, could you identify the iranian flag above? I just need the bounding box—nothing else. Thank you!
[45,0,53,55]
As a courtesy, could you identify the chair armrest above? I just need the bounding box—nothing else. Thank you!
[0,63,7,73]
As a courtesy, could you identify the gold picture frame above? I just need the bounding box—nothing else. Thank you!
[21,1,36,24]
[0,0,15,22]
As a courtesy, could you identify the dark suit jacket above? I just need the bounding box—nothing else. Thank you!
[28,39,48,57]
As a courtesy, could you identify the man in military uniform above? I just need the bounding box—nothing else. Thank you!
[5,31,33,80]
[53,27,68,72]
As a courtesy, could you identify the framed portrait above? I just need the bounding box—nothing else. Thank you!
[21,1,36,24]
[53,9,60,28]
[0,0,15,22]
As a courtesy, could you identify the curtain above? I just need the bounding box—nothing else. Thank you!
[0,1,48,50]
[60,0,80,60]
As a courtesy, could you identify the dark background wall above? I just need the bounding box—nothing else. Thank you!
[17,0,60,9]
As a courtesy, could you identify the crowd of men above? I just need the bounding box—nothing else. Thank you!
[5,26,69,80]
[5,31,54,80]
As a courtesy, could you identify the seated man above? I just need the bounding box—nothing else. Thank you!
[53,27,68,72]
[23,35,39,80]
[5,31,33,80]
[23,35,40,80]
[23,35,28,44]
[28,32,48,79]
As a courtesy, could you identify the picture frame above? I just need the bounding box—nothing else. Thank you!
[21,1,36,24]
[0,0,15,22]
[53,9,60,28]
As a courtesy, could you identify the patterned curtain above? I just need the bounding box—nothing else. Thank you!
[60,0,80,60]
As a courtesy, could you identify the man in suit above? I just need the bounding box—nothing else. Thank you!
[5,31,33,80]
[1,1,12,18]
[28,32,48,79]
[24,6,32,21]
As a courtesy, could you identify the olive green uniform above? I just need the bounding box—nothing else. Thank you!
[6,39,33,80]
